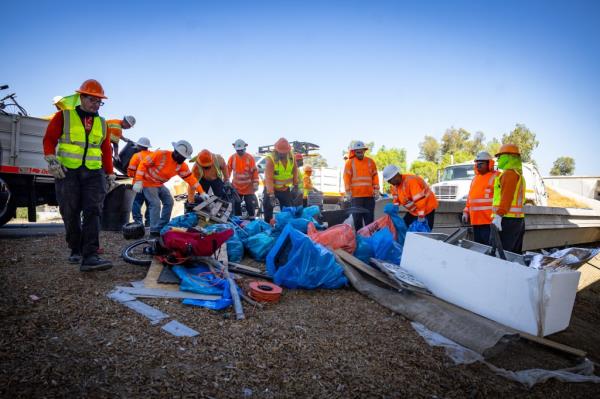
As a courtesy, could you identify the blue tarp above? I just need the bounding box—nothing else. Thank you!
[160,212,199,235]
[174,264,239,310]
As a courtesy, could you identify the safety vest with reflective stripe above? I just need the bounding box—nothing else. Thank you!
[228,152,258,195]
[464,170,500,225]
[492,170,525,218]
[344,157,379,197]
[393,174,438,217]
[195,154,225,180]
[106,119,123,144]
[127,150,153,182]
[136,150,195,189]
[57,109,106,170]
[267,153,294,190]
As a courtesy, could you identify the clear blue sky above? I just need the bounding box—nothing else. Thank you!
[2,0,599,175]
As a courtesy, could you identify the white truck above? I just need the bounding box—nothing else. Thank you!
[431,161,548,206]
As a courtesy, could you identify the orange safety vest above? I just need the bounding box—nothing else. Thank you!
[106,119,123,144]
[464,170,500,225]
[127,149,153,182]
[228,152,258,195]
[135,150,200,193]
[343,157,379,197]
[393,174,438,217]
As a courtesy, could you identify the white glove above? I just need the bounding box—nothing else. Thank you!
[373,189,381,200]
[461,212,469,225]
[132,181,143,193]
[45,155,65,179]
[417,216,426,223]
[492,215,503,231]
[200,193,210,201]
[106,174,117,190]
[344,191,352,201]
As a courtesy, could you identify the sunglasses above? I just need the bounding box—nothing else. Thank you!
[82,95,104,106]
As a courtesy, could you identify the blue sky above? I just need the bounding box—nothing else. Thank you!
[2,0,599,175]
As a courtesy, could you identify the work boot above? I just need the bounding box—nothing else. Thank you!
[149,231,160,238]
[80,255,113,272]
[68,250,82,264]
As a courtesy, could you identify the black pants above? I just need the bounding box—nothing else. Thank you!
[472,224,491,246]
[351,197,375,230]
[200,178,225,199]
[499,217,525,253]
[55,167,107,258]
[263,189,293,223]
[403,210,436,231]
[234,193,258,217]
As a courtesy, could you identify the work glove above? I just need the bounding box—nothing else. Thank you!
[344,191,352,202]
[291,185,299,196]
[417,215,426,223]
[45,155,66,179]
[224,181,232,188]
[199,193,210,201]
[268,193,277,207]
[461,212,469,225]
[253,182,259,192]
[106,174,118,191]
[492,215,503,231]
[184,201,196,213]
[132,181,143,193]
[373,189,381,200]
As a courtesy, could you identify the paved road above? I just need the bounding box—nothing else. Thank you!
[0,223,65,238]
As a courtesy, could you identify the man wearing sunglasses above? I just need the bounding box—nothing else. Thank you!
[43,79,115,271]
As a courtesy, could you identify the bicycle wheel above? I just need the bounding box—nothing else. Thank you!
[0,103,27,116]
[121,239,155,266]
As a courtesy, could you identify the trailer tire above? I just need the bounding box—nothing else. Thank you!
[0,178,16,227]
[122,222,145,240]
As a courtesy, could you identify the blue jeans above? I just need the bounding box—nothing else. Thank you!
[131,192,150,225]
[143,186,174,233]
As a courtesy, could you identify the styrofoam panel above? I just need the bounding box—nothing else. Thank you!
[400,233,580,336]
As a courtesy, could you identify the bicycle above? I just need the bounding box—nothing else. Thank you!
[0,85,28,116]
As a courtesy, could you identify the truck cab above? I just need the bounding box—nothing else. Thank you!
[431,161,548,206]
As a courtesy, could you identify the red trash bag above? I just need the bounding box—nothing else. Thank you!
[307,222,356,254]
[357,215,397,240]
[161,229,234,258]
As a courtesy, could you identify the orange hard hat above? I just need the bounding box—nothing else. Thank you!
[197,149,213,167]
[495,143,520,157]
[76,79,107,99]
[274,137,291,153]
[304,165,313,173]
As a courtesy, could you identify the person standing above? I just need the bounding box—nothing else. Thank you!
[227,139,259,216]
[383,165,438,231]
[462,152,500,245]
[133,140,208,237]
[263,137,299,223]
[43,79,114,271]
[492,144,526,253]
[343,141,379,229]
[127,137,153,225]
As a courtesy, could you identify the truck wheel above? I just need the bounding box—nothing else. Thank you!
[0,178,16,227]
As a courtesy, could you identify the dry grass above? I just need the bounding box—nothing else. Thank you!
[546,187,589,209]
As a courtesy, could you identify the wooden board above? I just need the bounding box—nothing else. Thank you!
[334,249,401,290]
[143,259,180,291]
[577,258,600,291]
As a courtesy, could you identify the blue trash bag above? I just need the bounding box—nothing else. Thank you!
[266,224,348,289]
[371,227,402,264]
[243,219,272,237]
[246,232,276,261]
[160,212,199,235]
[383,203,408,246]
[408,219,431,233]
[354,235,374,264]
[172,264,224,296]
[275,206,325,234]
[301,205,321,220]
[226,231,245,262]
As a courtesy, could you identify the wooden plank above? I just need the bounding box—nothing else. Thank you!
[334,249,401,290]
[143,259,180,291]
[228,261,262,274]
[518,331,587,358]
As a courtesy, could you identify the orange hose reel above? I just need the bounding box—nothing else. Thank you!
[248,281,283,303]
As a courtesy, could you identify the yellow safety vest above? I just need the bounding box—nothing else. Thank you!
[57,109,106,170]
[195,154,224,180]
[268,152,294,190]
[492,170,525,218]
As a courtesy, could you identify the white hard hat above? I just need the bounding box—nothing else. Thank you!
[123,115,136,127]
[52,96,63,105]
[233,139,248,150]
[383,165,400,182]
[475,151,493,161]
[350,140,368,151]
[135,137,152,148]
[172,140,193,159]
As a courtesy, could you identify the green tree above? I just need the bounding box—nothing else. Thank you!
[485,138,501,157]
[303,153,328,167]
[409,160,439,184]
[469,131,486,155]
[371,145,407,172]
[418,135,440,162]
[441,127,471,155]
[550,156,575,176]
[501,123,539,163]
[439,150,474,169]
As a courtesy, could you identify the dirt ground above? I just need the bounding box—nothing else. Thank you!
[1,231,599,398]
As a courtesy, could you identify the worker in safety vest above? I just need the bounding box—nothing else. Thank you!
[127,137,153,226]
[53,94,80,111]
[227,139,259,217]
[383,165,439,230]
[461,151,500,245]
[492,143,526,253]
[263,137,299,223]
[107,116,136,157]
[43,79,115,271]
[133,140,209,237]
[302,165,315,197]
[343,141,380,229]
[188,149,230,201]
